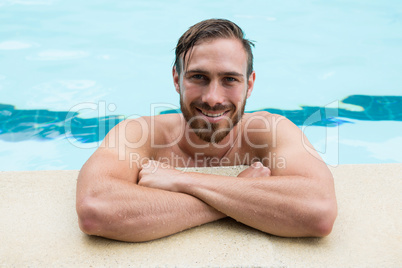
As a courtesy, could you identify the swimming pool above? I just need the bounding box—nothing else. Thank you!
[1,0,401,171]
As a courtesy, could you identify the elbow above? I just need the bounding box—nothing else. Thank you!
[76,196,146,242]
[76,196,104,236]
[310,198,338,237]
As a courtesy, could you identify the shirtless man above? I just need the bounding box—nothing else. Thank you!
[76,19,337,242]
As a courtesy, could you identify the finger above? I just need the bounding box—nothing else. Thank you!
[160,161,172,169]
[143,160,160,169]
[257,166,271,177]
[252,161,263,168]
[141,160,151,169]
[137,169,144,181]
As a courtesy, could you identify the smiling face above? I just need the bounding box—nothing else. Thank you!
[173,38,255,143]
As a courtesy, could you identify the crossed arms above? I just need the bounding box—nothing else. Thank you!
[76,115,337,242]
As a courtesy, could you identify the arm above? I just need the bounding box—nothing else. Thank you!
[138,116,337,237]
[76,120,225,242]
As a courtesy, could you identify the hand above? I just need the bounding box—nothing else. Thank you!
[237,161,271,178]
[138,160,181,192]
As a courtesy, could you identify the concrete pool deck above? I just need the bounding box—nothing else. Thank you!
[1,164,401,267]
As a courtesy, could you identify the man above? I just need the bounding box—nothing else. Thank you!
[76,19,337,242]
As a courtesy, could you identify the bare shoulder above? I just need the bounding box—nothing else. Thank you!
[80,114,183,183]
[151,113,184,132]
[102,113,182,148]
[243,111,293,126]
[241,111,295,145]
[242,111,330,178]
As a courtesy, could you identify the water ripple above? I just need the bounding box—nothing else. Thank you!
[1,95,401,143]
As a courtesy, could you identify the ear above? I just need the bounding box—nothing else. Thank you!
[246,71,256,99]
[172,66,180,94]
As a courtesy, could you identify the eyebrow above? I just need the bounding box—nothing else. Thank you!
[185,69,244,77]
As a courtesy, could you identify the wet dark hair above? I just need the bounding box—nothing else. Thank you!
[174,18,255,78]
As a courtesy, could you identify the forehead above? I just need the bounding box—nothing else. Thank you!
[184,38,248,74]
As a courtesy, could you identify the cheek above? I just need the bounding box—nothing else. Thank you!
[181,85,201,101]
[231,89,248,103]
[180,90,195,108]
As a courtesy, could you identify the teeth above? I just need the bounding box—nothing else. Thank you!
[201,111,225,117]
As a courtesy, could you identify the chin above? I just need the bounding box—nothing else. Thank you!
[190,111,244,144]
[180,95,247,144]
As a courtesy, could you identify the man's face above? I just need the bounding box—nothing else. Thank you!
[174,38,255,144]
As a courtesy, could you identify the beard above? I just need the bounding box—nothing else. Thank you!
[180,94,247,144]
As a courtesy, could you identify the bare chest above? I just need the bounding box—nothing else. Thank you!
[151,138,262,168]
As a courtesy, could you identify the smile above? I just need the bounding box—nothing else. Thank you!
[196,108,229,118]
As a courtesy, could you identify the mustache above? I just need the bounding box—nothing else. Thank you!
[191,101,234,112]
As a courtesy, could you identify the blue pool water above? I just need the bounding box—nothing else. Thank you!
[0,0,401,171]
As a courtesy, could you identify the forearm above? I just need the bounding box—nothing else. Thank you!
[175,172,337,237]
[76,176,225,242]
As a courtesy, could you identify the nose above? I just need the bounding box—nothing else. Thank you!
[201,80,225,108]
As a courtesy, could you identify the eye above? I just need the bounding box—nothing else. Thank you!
[192,74,205,80]
[225,77,237,82]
